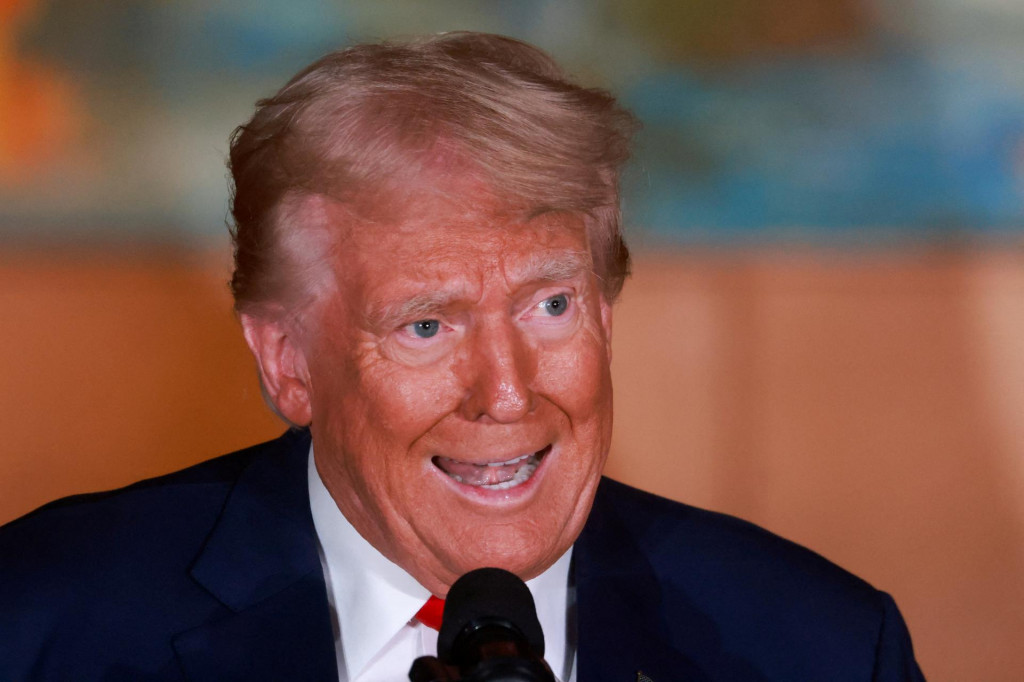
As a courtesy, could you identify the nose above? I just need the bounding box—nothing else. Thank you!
[458,318,535,423]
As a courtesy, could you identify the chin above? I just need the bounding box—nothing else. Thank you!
[440,523,571,581]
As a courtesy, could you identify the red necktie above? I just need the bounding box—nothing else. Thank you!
[415,595,445,631]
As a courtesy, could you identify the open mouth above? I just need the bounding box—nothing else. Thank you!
[432,445,551,490]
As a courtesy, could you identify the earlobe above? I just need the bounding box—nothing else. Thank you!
[240,313,313,426]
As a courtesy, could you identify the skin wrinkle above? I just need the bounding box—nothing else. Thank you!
[367,249,592,334]
[260,167,618,329]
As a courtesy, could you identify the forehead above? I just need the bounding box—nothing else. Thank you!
[328,181,592,293]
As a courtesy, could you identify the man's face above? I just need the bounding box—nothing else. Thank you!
[293,178,614,595]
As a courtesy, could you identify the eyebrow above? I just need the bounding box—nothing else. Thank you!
[365,248,594,330]
[514,249,593,284]
[366,289,464,331]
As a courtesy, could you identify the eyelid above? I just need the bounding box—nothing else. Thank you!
[388,317,458,364]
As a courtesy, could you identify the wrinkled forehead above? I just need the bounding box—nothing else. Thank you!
[299,159,590,237]
[273,174,595,311]
[332,178,591,267]
[369,166,529,226]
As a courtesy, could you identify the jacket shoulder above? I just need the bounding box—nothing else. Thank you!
[7,435,284,524]
[1,432,305,571]
[4,432,274,540]
[591,477,879,601]
[584,478,925,680]
[0,431,307,679]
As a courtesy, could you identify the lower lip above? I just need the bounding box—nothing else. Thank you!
[432,446,552,505]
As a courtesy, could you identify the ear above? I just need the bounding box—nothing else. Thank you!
[240,313,313,426]
[599,295,614,363]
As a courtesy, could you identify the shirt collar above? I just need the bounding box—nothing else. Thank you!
[309,446,430,679]
[307,445,575,681]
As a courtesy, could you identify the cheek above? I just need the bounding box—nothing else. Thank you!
[537,331,613,429]
[387,368,454,413]
[339,357,465,448]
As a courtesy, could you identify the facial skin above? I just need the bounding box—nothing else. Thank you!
[243,177,614,597]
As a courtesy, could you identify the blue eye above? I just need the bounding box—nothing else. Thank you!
[410,320,440,338]
[543,294,569,316]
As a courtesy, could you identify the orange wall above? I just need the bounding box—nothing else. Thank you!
[605,248,1024,682]
[0,248,283,514]
[2,246,1023,680]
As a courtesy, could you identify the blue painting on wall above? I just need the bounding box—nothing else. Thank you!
[2,0,1022,245]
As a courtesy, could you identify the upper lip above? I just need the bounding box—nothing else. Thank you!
[432,445,550,466]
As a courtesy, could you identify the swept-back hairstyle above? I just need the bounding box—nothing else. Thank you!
[228,32,637,315]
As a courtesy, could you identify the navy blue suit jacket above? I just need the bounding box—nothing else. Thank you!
[0,429,925,680]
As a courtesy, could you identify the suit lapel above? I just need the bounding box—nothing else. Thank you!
[172,429,338,682]
[574,479,712,682]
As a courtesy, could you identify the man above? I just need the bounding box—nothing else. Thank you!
[0,33,925,681]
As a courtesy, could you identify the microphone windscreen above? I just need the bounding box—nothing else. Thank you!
[437,567,545,663]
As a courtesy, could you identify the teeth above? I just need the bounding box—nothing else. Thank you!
[434,447,548,490]
[487,453,530,468]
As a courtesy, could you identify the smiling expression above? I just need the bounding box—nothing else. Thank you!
[294,179,614,596]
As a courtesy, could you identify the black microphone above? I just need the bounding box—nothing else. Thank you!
[409,567,557,682]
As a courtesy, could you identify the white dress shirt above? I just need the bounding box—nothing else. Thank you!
[308,448,577,682]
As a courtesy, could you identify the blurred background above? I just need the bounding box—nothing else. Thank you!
[1,1,1022,678]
